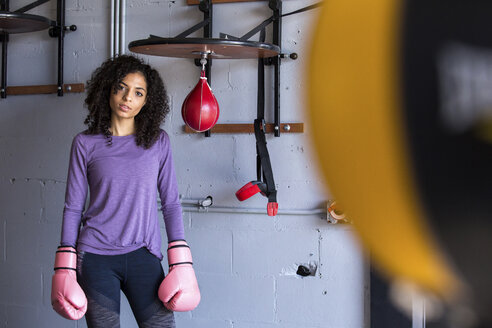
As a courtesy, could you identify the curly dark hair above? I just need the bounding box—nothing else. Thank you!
[84,54,169,149]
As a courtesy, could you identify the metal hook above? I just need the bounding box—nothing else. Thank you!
[200,56,207,71]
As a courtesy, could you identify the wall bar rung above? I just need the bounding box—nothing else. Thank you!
[187,0,262,5]
[184,122,303,134]
[5,83,85,95]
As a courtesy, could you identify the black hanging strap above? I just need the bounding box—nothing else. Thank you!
[254,28,277,207]
[254,119,277,204]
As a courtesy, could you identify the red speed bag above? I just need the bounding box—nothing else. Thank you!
[182,71,220,132]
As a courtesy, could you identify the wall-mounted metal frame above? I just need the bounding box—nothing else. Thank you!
[129,0,319,216]
[0,0,81,99]
[129,0,317,137]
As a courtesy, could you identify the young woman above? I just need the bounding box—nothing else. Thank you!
[50,55,200,328]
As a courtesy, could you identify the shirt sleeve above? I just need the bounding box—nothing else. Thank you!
[158,131,185,242]
[60,134,89,247]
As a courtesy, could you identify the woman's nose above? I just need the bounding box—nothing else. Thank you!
[122,90,132,101]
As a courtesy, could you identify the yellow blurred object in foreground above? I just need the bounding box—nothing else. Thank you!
[307,0,461,300]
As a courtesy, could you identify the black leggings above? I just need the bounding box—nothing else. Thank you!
[76,247,176,328]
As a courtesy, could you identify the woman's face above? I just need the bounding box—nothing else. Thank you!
[109,72,147,122]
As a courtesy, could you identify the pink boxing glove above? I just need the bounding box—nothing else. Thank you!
[158,240,201,311]
[51,246,87,320]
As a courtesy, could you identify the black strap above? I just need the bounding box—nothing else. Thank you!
[168,245,190,250]
[257,29,266,118]
[56,250,77,255]
[256,29,266,182]
[169,262,193,267]
[254,28,277,204]
[54,267,76,271]
[254,120,277,203]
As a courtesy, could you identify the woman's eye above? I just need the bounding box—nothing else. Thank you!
[136,91,143,97]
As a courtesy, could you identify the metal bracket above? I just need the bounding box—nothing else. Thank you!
[173,17,210,39]
[13,0,50,13]
[214,0,318,136]
[140,0,319,138]
[49,24,76,38]
[0,0,77,98]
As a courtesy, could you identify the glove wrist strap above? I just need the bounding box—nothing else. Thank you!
[54,246,77,270]
[167,243,193,266]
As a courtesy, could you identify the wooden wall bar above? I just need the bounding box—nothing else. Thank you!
[184,122,304,134]
[5,83,85,96]
[187,0,263,5]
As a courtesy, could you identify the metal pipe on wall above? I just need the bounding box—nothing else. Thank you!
[1,32,7,99]
[1,0,9,99]
[111,0,126,57]
[119,0,126,55]
[57,0,65,96]
[179,196,326,216]
[110,0,115,57]
[114,0,119,56]
[182,204,326,216]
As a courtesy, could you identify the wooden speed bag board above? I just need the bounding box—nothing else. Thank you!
[309,0,492,324]
[0,11,52,33]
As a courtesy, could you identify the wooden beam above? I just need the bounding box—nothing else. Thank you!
[5,83,85,96]
[187,0,263,5]
[184,122,304,134]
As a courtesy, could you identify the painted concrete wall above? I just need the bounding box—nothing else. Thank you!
[0,0,369,327]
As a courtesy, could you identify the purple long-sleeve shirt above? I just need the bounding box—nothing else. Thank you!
[60,129,184,260]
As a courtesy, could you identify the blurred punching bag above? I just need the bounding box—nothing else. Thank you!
[308,0,492,326]
[182,70,219,132]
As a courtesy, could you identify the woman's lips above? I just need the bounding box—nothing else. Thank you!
[119,104,131,112]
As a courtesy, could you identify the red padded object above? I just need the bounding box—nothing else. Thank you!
[182,71,220,132]
[267,202,278,216]
[236,181,263,201]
